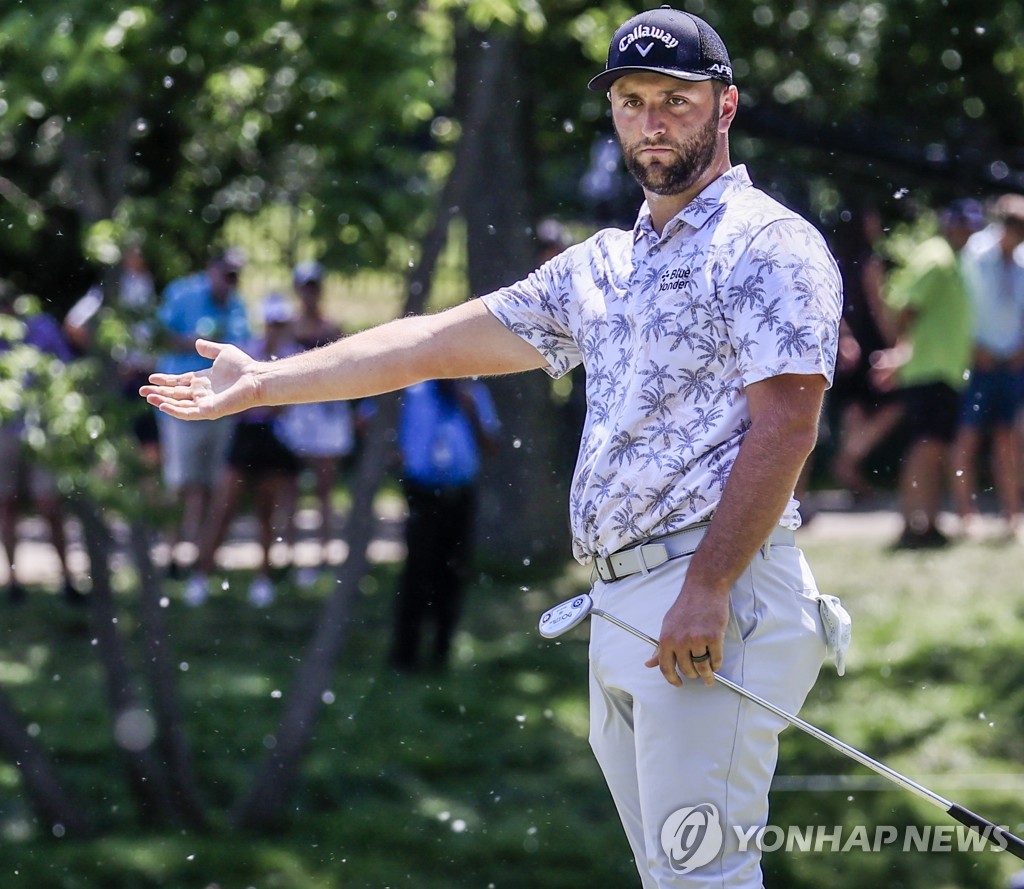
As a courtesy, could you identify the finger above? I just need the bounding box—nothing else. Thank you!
[144,392,194,411]
[145,372,195,387]
[690,648,715,686]
[144,384,200,402]
[195,339,224,360]
[644,648,683,686]
[150,399,202,419]
[691,639,725,686]
[677,648,702,681]
[139,384,177,398]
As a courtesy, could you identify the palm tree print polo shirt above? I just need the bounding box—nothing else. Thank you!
[481,165,842,564]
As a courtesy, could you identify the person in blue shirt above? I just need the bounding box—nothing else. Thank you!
[0,284,84,603]
[390,379,499,671]
[952,194,1024,540]
[155,248,250,580]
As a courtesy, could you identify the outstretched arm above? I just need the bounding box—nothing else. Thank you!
[141,299,546,420]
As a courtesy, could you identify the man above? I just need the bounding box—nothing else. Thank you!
[274,260,354,586]
[142,9,843,887]
[188,292,305,607]
[390,378,499,672]
[873,200,980,549]
[951,194,1024,539]
[154,248,250,582]
[0,284,84,604]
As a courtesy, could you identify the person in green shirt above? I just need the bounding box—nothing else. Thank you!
[873,199,983,548]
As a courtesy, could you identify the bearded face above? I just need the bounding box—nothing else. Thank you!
[616,102,721,196]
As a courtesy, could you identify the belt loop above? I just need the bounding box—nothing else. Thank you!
[637,545,650,575]
[762,538,773,560]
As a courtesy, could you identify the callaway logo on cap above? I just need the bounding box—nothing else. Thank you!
[588,5,733,92]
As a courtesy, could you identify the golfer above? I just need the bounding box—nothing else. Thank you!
[143,8,843,887]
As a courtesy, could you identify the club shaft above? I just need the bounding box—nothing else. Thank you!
[590,607,1024,859]
[593,607,948,806]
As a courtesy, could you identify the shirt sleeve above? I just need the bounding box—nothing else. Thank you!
[479,249,584,380]
[157,282,186,334]
[721,219,842,387]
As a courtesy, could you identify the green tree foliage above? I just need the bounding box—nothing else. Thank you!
[0,0,451,302]
[3,0,1023,307]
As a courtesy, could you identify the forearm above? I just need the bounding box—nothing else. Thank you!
[253,301,545,407]
[253,315,439,406]
[645,386,821,687]
[685,415,816,596]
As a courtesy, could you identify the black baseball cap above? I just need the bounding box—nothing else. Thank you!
[588,5,733,92]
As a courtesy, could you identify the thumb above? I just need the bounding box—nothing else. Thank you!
[195,338,225,360]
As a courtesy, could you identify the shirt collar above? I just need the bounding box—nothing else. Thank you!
[632,165,753,244]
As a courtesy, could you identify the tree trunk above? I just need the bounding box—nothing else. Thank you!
[128,520,207,827]
[70,497,182,827]
[0,690,94,837]
[459,27,571,566]
[230,22,509,831]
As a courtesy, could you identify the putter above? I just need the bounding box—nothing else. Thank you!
[538,593,1024,861]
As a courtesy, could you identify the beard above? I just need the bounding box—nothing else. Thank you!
[617,108,720,196]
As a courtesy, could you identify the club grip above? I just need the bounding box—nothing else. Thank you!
[948,803,1024,861]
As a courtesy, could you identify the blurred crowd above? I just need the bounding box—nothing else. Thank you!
[0,241,507,674]
[2,193,1024,637]
[814,192,1024,550]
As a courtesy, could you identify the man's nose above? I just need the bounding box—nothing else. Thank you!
[641,106,667,139]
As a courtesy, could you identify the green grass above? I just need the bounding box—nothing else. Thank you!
[2,533,1024,887]
[768,536,1024,889]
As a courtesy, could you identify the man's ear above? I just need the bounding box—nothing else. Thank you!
[719,85,739,131]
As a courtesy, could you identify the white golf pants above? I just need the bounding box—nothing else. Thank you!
[588,540,827,888]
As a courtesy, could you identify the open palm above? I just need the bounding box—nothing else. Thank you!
[140,339,259,420]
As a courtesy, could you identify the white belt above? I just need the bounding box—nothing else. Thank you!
[593,523,795,583]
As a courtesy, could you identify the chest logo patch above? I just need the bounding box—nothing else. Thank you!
[658,267,694,292]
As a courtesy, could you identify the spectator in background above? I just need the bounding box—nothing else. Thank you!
[951,193,1024,539]
[535,218,574,264]
[827,207,902,500]
[873,200,982,549]
[533,220,587,473]
[155,248,250,579]
[187,293,303,607]
[64,243,161,467]
[274,261,354,587]
[579,135,642,228]
[0,284,85,604]
[389,379,499,672]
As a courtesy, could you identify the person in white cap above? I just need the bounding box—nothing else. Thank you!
[186,292,303,607]
[142,7,844,886]
[273,261,354,586]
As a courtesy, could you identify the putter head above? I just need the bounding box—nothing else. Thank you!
[538,594,594,639]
